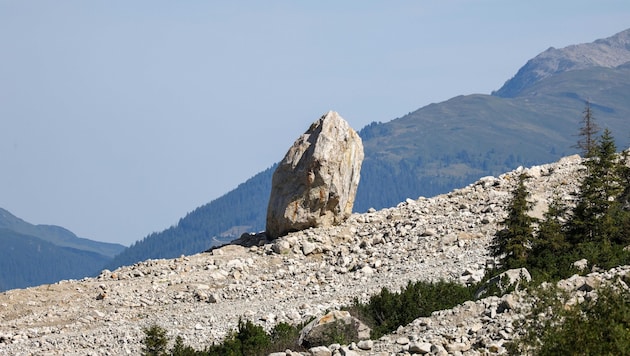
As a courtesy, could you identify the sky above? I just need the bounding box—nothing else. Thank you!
[1,1,629,246]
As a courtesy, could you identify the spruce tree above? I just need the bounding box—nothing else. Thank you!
[528,191,571,278]
[575,101,600,158]
[569,129,622,245]
[490,173,536,269]
[142,325,169,356]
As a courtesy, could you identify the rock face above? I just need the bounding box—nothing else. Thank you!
[266,111,364,238]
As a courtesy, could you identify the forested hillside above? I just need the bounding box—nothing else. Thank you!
[0,229,112,291]
[0,208,125,258]
[105,165,275,270]
[355,62,630,211]
[0,208,126,291]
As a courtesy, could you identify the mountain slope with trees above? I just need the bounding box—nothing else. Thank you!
[0,208,126,291]
[0,229,115,291]
[356,61,630,212]
[106,28,630,271]
[0,208,125,258]
[105,166,275,270]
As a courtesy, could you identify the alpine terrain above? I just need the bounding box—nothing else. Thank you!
[107,28,630,271]
[1,154,629,354]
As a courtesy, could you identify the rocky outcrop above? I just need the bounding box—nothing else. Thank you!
[266,111,364,238]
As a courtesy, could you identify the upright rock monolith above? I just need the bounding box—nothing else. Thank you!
[266,111,364,238]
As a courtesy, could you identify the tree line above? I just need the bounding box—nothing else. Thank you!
[491,102,630,281]
[140,103,630,355]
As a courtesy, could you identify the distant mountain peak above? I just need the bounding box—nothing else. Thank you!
[493,28,630,98]
[0,207,27,228]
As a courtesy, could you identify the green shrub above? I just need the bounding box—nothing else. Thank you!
[508,278,630,355]
[349,279,475,338]
[268,322,305,352]
[142,325,169,356]
[171,336,199,356]
[205,319,270,356]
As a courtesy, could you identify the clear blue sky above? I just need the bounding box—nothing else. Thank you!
[1,1,629,246]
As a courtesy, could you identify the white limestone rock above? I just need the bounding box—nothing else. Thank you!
[266,111,364,238]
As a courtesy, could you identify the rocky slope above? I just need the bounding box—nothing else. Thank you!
[1,154,628,355]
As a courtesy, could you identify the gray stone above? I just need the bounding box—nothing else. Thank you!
[497,294,518,313]
[445,342,471,352]
[272,240,291,254]
[309,346,332,356]
[302,241,317,256]
[266,111,364,238]
[356,339,373,350]
[573,258,589,271]
[3,151,625,356]
[409,341,433,354]
[340,346,359,356]
[577,276,601,292]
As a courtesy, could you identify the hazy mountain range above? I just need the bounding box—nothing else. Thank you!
[4,28,630,289]
[0,208,125,291]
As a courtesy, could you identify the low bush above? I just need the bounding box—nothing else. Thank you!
[142,319,307,356]
[507,277,630,355]
[348,279,477,339]
[142,324,169,356]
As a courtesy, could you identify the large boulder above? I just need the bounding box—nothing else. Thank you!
[298,310,371,348]
[266,111,364,238]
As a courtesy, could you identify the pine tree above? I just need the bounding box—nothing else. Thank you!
[614,150,630,246]
[569,129,622,245]
[528,191,572,278]
[170,336,198,356]
[490,173,536,269]
[575,101,600,158]
[142,325,169,356]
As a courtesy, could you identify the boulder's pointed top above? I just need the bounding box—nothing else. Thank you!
[323,110,339,117]
[319,110,343,123]
[307,111,354,136]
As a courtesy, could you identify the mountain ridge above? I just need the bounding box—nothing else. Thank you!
[0,228,114,291]
[0,207,125,258]
[493,28,630,97]
[0,208,126,291]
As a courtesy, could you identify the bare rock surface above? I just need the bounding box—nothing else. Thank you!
[266,111,364,238]
[2,153,627,355]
